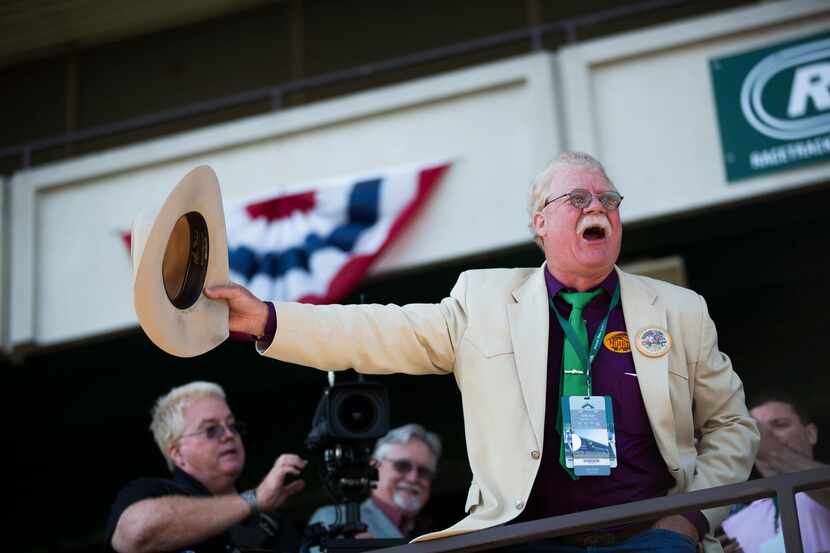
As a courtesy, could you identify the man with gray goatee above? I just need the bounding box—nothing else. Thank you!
[308,423,441,539]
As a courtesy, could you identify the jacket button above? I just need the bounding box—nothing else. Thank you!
[531,450,540,460]
[515,500,524,510]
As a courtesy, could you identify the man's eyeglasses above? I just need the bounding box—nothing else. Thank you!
[544,188,623,211]
[179,421,246,442]
[384,457,435,481]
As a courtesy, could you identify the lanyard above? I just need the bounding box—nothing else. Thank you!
[549,284,621,395]
[773,496,780,534]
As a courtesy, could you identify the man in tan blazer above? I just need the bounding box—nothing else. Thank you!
[206,152,758,552]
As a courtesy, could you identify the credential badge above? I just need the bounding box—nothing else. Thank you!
[635,327,671,358]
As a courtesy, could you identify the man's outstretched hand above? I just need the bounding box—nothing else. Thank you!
[204,284,269,337]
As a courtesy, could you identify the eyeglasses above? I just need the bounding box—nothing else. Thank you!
[384,457,435,480]
[179,421,246,442]
[544,188,623,211]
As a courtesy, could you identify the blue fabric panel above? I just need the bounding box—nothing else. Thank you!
[229,178,381,280]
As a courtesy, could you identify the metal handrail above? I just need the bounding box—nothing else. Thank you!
[371,468,830,553]
[0,0,696,171]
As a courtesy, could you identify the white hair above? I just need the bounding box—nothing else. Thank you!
[150,381,226,471]
[527,151,615,249]
[372,423,442,469]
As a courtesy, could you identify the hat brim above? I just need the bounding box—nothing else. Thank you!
[132,166,229,357]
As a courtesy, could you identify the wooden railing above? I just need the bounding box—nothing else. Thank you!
[373,468,830,553]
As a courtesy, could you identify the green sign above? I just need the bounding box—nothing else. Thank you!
[710,30,830,182]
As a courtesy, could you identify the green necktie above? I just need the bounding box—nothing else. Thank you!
[557,288,603,478]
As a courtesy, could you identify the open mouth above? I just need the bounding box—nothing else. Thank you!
[219,448,238,458]
[577,214,611,242]
[582,225,606,241]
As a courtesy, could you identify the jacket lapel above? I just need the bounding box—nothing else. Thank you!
[508,265,549,450]
[616,267,680,472]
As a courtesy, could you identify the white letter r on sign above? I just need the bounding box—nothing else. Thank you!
[788,62,830,118]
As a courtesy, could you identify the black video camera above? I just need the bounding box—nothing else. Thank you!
[307,381,390,506]
[303,380,405,553]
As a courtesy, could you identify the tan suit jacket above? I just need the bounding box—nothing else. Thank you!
[263,265,759,551]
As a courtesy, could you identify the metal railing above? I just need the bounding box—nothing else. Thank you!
[0,0,701,172]
[371,468,830,553]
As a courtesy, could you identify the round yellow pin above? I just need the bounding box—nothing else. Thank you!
[603,331,631,353]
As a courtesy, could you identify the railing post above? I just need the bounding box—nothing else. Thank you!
[564,23,577,44]
[530,30,543,51]
[778,483,804,553]
[22,145,31,169]
[271,89,283,111]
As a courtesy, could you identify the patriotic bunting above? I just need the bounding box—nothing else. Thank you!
[225,161,448,303]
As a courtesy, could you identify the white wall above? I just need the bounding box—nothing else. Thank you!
[7,53,561,349]
[559,0,830,224]
[9,0,830,352]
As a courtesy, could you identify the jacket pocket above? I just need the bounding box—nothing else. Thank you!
[463,332,513,358]
[667,361,689,380]
[668,363,695,455]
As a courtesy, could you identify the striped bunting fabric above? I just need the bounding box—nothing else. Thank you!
[226,161,449,304]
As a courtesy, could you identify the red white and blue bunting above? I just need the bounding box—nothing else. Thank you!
[224,161,449,304]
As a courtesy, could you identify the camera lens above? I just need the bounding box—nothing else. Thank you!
[337,393,378,435]
[306,382,390,451]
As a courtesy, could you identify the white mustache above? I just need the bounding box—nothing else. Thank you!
[577,214,611,237]
[396,481,424,496]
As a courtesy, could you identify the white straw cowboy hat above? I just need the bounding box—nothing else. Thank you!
[132,166,229,357]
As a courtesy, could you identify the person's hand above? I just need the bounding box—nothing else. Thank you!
[204,283,269,336]
[653,514,699,543]
[715,529,744,553]
[754,422,783,477]
[754,421,810,478]
[255,454,307,512]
